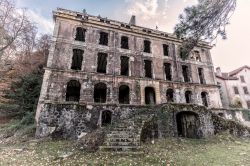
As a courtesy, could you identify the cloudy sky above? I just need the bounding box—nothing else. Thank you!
[15,0,250,72]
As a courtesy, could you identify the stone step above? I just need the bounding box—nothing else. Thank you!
[106,138,140,143]
[106,134,140,139]
[99,146,141,151]
[104,142,140,146]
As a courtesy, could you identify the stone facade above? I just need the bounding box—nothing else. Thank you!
[35,8,225,141]
[216,66,250,109]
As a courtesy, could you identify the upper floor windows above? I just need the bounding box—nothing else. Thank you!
[144,40,151,53]
[182,65,190,83]
[233,86,239,94]
[163,44,169,56]
[75,27,86,42]
[243,86,249,94]
[198,68,205,84]
[240,75,245,83]
[97,53,108,73]
[121,36,129,49]
[144,60,152,78]
[193,51,201,62]
[71,49,84,70]
[164,63,172,81]
[120,56,129,76]
[99,32,108,46]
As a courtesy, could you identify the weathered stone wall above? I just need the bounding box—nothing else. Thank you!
[36,103,215,139]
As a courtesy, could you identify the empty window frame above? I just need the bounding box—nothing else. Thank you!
[185,90,192,103]
[94,83,107,103]
[201,92,209,107]
[119,85,130,104]
[144,40,151,53]
[66,80,81,102]
[233,86,239,94]
[99,32,108,45]
[75,27,86,42]
[163,44,169,56]
[166,89,174,102]
[121,36,129,49]
[243,87,249,94]
[194,51,201,61]
[240,76,245,83]
[145,87,156,105]
[198,68,205,84]
[97,53,108,73]
[71,49,84,70]
[180,47,186,59]
[164,63,172,81]
[182,65,190,82]
[120,56,129,76]
[247,101,250,109]
[144,60,152,78]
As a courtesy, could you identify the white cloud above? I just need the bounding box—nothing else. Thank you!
[26,9,54,34]
[125,0,169,31]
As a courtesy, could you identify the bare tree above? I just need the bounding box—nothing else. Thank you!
[0,0,36,60]
[174,0,236,59]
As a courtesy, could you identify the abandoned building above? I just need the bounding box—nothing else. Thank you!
[35,8,250,150]
[216,66,250,109]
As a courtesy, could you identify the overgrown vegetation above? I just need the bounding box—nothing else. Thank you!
[174,0,236,59]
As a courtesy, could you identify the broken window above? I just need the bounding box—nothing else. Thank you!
[94,83,107,103]
[176,111,199,138]
[119,85,130,104]
[198,68,205,84]
[66,80,81,102]
[145,87,156,105]
[201,92,209,107]
[166,89,174,102]
[243,87,249,94]
[180,47,186,59]
[240,76,245,83]
[163,44,169,56]
[144,40,151,53]
[233,86,239,94]
[75,27,86,42]
[194,51,201,61]
[99,32,108,45]
[97,53,107,73]
[164,63,172,81]
[71,49,84,70]
[120,56,129,76]
[144,60,152,78]
[182,65,190,82]
[101,110,112,126]
[121,36,129,49]
[185,90,192,103]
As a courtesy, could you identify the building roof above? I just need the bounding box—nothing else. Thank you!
[228,65,250,76]
[216,73,238,80]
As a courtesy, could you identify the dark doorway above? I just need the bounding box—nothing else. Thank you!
[144,40,151,53]
[166,89,174,102]
[99,32,108,45]
[66,80,81,102]
[75,27,86,42]
[185,90,192,103]
[144,60,152,78]
[176,111,199,138]
[71,49,83,70]
[120,56,129,76]
[97,53,107,73]
[94,83,107,103]
[164,63,172,81]
[201,92,209,107]
[101,110,112,126]
[182,65,190,82]
[121,36,129,49]
[145,87,156,105]
[119,85,130,104]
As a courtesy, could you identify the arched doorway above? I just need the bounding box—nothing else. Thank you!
[176,111,199,138]
[101,110,112,126]
[94,83,107,103]
[66,80,81,102]
[119,85,130,104]
[145,87,156,105]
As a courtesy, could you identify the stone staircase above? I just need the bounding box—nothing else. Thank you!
[100,114,154,151]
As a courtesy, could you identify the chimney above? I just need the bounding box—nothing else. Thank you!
[129,15,136,26]
[216,67,222,76]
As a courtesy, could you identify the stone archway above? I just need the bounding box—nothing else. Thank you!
[176,111,200,138]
